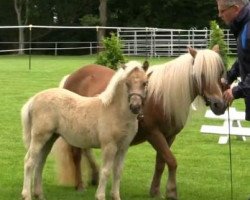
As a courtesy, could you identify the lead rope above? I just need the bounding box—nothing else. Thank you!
[227,106,234,200]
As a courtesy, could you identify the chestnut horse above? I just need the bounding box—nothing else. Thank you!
[21,62,149,200]
[53,46,227,200]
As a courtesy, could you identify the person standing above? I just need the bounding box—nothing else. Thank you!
[216,0,250,120]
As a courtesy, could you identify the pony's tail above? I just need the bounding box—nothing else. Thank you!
[59,75,69,88]
[52,138,76,186]
[52,74,76,186]
[21,97,33,149]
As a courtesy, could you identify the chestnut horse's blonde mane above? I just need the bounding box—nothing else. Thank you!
[98,61,143,106]
[147,49,224,127]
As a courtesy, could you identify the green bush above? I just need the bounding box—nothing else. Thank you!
[96,33,126,70]
[208,20,229,69]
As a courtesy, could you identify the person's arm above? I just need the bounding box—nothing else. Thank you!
[226,59,240,84]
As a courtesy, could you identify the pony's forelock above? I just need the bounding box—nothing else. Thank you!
[147,49,224,128]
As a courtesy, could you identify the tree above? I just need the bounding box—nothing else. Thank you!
[14,0,29,54]
[208,20,229,69]
[97,0,107,50]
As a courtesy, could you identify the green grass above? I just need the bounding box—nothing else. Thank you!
[0,55,249,200]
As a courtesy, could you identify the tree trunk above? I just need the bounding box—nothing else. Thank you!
[14,0,29,55]
[98,0,107,52]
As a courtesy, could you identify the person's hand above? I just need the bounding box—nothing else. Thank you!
[221,78,230,90]
[223,88,234,105]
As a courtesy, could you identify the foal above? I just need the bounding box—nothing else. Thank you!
[21,62,149,200]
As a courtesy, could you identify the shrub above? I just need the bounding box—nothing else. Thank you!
[208,20,229,69]
[96,33,126,70]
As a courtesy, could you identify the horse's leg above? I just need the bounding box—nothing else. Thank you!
[147,130,178,200]
[22,136,49,200]
[149,152,165,197]
[111,148,127,200]
[34,134,58,199]
[95,143,117,200]
[83,148,99,186]
[71,146,85,190]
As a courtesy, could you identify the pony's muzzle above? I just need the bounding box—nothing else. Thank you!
[209,98,227,115]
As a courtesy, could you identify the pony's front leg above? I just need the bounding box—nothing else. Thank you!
[95,144,117,200]
[150,152,165,197]
[147,130,178,200]
[111,149,127,200]
[83,148,99,186]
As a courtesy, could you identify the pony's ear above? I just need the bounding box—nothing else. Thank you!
[187,46,197,58]
[142,60,149,71]
[212,44,220,53]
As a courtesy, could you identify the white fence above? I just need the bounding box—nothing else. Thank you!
[0,26,237,57]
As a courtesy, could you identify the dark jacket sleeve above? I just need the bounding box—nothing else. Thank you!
[226,59,240,84]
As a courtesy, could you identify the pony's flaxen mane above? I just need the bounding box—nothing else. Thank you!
[98,61,142,106]
[147,49,224,127]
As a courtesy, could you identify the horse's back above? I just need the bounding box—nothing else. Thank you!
[64,64,115,96]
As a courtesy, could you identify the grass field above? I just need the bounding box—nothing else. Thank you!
[0,54,249,200]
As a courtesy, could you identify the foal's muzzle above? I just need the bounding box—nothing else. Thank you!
[128,93,145,114]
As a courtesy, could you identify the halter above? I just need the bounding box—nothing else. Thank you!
[128,93,147,104]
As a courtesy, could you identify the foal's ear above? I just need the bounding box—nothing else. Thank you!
[121,63,126,70]
[147,71,153,79]
[187,46,197,58]
[212,44,220,53]
[142,60,149,71]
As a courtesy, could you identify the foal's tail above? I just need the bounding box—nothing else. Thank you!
[21,97,34,149]
[51,138,76,186]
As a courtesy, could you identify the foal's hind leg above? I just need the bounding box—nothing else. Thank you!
[22,136,50,200]
[34,134,59,200]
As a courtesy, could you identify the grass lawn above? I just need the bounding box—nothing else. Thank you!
[0,54,249,200]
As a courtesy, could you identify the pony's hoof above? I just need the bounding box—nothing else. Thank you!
[91,172,99,186]
[149,188,160,197]
[75,184,85,191]
[166,196,178,200]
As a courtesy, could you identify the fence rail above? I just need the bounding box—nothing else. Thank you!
[0,26,237,57]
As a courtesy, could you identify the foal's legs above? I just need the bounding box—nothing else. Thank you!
[111,148,127,200]
[22,133,51,200]
[147,130,177,200]
[95,143,117,200]
[34,135,58,199]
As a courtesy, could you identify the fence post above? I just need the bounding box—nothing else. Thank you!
[29,24,32,70]
[54,42,58,56]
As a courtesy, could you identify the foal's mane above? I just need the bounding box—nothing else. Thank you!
[147,49,224,127]
[99,61,143,106]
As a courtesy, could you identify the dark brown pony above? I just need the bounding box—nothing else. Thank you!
[53,46,227,200]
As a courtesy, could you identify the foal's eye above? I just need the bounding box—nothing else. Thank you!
[143,81,148,87]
